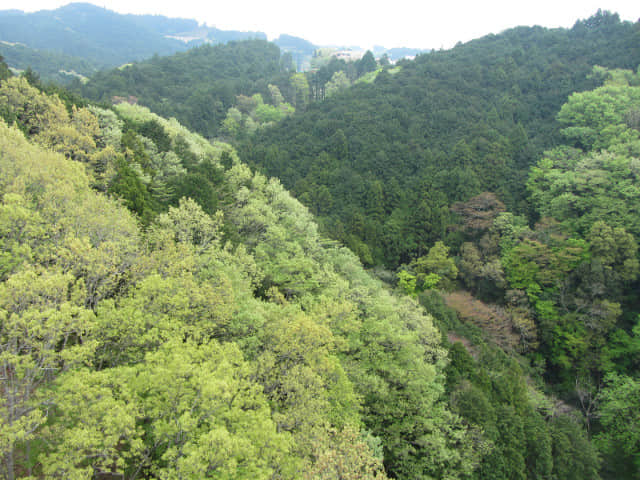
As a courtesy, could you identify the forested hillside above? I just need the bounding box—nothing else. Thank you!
[2,9,640,480]
[0,57,604,479]
[442,68,640,479]
[0,41,100,84]
[231,12,640,479]
[80,40,296,139]
[78,38,389,140]
[240,11,639,267]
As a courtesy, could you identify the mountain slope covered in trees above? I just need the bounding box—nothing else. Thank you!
[0,60,604,479]
[0,41,101,84]
[240,11,639,267]
[444,67,640,479]
[78,39,407,150]
[2,10,640,480]
[229,13,640,478]
[0,71,466,479]
[80,40,296,139]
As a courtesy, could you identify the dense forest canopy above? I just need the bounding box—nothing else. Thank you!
[0,42,101,85]
[240,11,640,267]
[80,40,295,139]
[78,39,394,140]
[1,8,640,480]
[0,71,477,479]
[0,50,615,479]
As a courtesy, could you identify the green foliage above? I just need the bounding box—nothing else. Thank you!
[305,426,389,479]
[397,269,417,296]
[108,156,156,222]
[0,42,97,85]
[136,118,171,152]
[324,70,351,97]
[218,159,481,478]
[602,318,640,374]
[3,53,638,479]
[221,91,295,140]
[0,116,144,477]
[528,70,640,239]
[550,416,601,480]
[0,83,482,480]
[441,315,597,480]
[241,16,639,267]
[528,148,640,237]
[356,50,378,77]
[412,241,458,290]
[0,76,68,135]
[43,340,292,479]
[594,374,640,478]
[290,72,310,110]
[81,40,291,138]
[0,54,11,81]
[557,71,640,151]
[0,268,96,480]
[254,103,284,123]
[39,368,142,479]
[506,72,640,392]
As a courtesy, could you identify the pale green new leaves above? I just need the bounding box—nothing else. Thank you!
[115,103,236,167]
[41,369,142,480]
[87,105,124,149]
[305,426,389,480]
[558,77,640,152]
[0,120,141,307]
[222,107,243,138]
[536,70,640,239]
[325,71,351,98]
[130,340,291,479]
[44,340,290,479]
[156,197,223,251]
[412,241,458,290]
[227,171,328,297]
[0,80,480,479]
[95,270,234,367]
[0,267,96,477]
[528,146,640,237]
[255,305,359,461]
[0,193,42,278]
[0,77,68,135]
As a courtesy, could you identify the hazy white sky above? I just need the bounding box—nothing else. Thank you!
[7,0,640,49]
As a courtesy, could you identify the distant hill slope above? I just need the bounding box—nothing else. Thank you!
[0,3,188,67]
[0,40,99,82]
[0,2,267,80]
[80,39,292,138]
[239,11,640,266]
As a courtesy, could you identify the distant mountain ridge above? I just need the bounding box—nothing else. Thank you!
[0,3,189,67]
[0,2,429,82]
[0,2,268,80]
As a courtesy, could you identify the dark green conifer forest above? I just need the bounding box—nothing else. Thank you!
[1,7,640,480]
